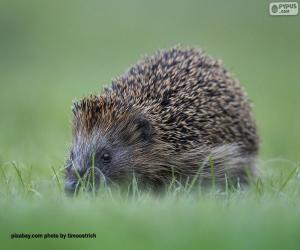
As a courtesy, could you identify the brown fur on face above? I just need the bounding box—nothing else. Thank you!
[65,47,259,194]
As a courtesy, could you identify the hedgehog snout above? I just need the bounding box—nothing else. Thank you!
[64,179,78,195]
[65,166,103,195]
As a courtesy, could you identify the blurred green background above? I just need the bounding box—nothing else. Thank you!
[0,0,299,167]
[1,1,300,250]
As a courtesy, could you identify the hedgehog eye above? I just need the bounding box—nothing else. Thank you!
[101,152,111,163]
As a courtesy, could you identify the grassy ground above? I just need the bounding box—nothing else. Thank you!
[1,162,300,250]
[0,0,300,249]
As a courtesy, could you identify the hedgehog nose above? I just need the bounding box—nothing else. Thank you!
[64,180,79,196]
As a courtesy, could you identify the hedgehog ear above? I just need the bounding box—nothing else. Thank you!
[134,116,153,142]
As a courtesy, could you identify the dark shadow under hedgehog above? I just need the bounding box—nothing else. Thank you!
[65,47,259,194]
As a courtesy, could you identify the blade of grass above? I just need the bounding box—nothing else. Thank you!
[27,188,42,198]
[91,152,96,198]
[72,165,85,196]
[12,161,26,193]
[0,164,8,184]
[130,173,140,200]
[167,166,177,193]
[51,166,62,194]
[255,177,264,195]
[225,173,229,197]
[187,163,205,194]
[278,167,299,193]
[209,155,216,192]
[0,164,10,195]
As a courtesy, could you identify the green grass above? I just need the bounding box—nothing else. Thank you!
[1,161,300,250]
[0,0,300,249]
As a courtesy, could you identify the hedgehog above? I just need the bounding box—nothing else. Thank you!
[64,47,259,194]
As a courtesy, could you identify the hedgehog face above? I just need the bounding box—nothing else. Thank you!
[64,111,154,195]
[65,138,130,194]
